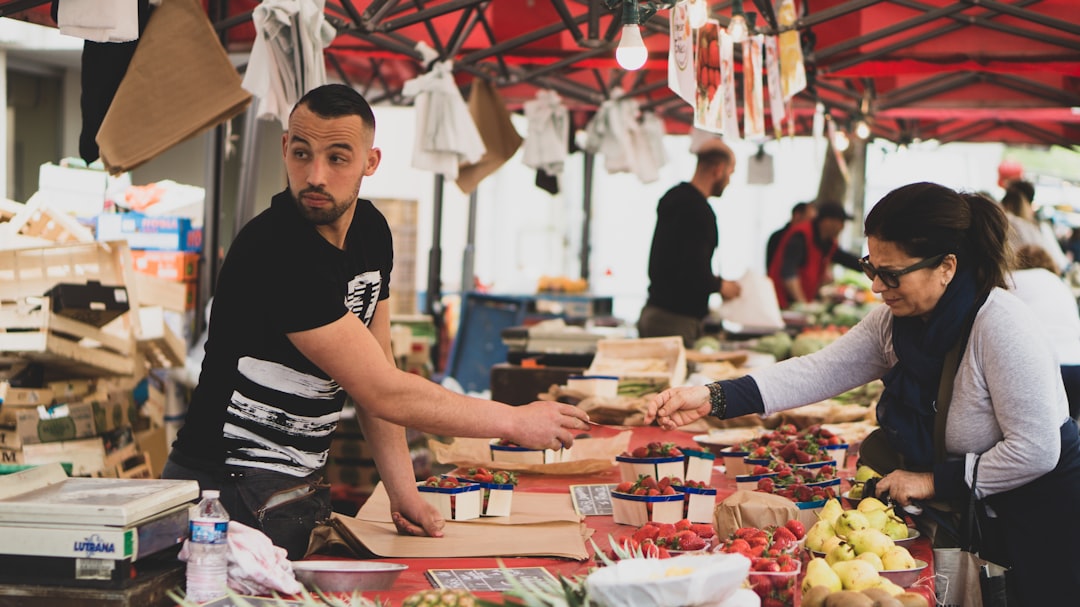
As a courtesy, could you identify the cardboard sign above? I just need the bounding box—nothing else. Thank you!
[570,484,617,516]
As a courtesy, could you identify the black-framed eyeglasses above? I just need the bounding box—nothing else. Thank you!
[859,254,946,289]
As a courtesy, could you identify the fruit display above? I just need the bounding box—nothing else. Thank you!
[453,467,518,516]
[621,441,685,459]
[845,465,884,502]
[617,442,687,483]
[614,475,680,497]
[601,519,717,563]
[417,476,483,520]
[715,520,807,606]
[611,475,687,525]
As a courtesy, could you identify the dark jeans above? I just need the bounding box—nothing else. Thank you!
[162,456,332,560]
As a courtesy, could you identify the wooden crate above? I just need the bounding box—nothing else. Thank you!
[135,307,185,369]
[4,201,95,245]
[0,297,136,378]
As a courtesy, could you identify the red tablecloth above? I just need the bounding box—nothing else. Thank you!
[313,425,935,605]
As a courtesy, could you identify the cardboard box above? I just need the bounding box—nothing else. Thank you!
[135,274,197,311]
[586,336,688,387]
[5,402,99,445]
[0,383,54,407]
[21,437,107,476]
[135,426,168,480]
[95,213,202,252]
[0,446,23,465]
[0,426,21,450]
[130,250,199,282]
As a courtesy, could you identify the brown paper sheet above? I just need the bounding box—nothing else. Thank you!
[428,432,630,475]
[96,0,252,174]
[712,490,800,540]
[331,482,591,560]
[456,79,523,194]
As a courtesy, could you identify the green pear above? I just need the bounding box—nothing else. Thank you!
[835,510,870,539]
[857,496,888,513]
[848,483,864,500]
[819,497,845,527]
[826,540,856,565]
[805,519,837,552]
[802,557,843,594]
[863,507,889,531]
[873,578,907,596]
[881,545,917,570]
[856,551,884,571]
[882,514,910,540]
[846,528,895,557]
[832,558,882,591]
[855,465,883,482]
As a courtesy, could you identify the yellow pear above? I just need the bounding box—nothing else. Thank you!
[821,534,846,555]
[846,528,895,557]
[835,510,870,539]
[825,541,856,565]
[831,558,882,591]
[881,545,917,570]
[857,496,888,513]
[873,578,907,596]
[856,551,884,571]
[802,557,843,594]
[819,497,845,527]
[806,519,837,552]
[855,465,883,482]
[882,513,911,540]
[863,507,890,531]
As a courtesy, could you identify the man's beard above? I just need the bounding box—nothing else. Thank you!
[294,187,356,225]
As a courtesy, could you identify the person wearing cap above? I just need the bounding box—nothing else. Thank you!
[637,137,741,348]
[767,200,862,308]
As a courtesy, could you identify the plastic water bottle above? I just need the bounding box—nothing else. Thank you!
[186,489,230,603]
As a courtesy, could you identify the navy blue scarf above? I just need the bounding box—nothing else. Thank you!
[877,269,982,469]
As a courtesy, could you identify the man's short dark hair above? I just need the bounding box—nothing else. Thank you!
[292,84,376,131]
[792,202,811,215]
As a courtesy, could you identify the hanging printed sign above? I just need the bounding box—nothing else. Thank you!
[777,0,807,100]
[668,1,696,105]
[693,20,723,133]
[764,35,786,137]
[720,28,740,140]
[743,34,765,140]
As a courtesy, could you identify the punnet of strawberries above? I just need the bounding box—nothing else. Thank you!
[755,473,836,503]
[717,520,806,606]
[457,467,518,486]
[613,475,680,496]
[748,461,836,486]
[620,441,684,459]
[732,423,844,465]
[602,518,716,562]
[421,475,468,488]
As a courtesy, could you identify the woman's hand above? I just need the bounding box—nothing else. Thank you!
[874,470,935,507]
[644,385,711,430]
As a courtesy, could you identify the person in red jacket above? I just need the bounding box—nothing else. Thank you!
[768,201,861,308]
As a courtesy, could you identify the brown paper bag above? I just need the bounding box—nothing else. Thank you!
[713,490,799,540]
[456,79,523,194]
[96,0,252,174]
[428,432,631,475]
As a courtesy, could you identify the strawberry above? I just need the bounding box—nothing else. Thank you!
[690,523,715,538]
[784,519,805,540]
[752,465,772,475]
[655,523,677,540]
[674,530,707,551]
[614,481,633,494]
[632,524,660,543]
[734,526,762,539]
[674,519,693,532]
[756,477,775,493]
[631,446,649,458]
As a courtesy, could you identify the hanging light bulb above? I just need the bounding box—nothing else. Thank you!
[616,23,649,70]
[833,130,851,152]
[688,0,709,29]
[855,119,871,140]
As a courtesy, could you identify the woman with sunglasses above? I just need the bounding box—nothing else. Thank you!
[645,181,1080,605]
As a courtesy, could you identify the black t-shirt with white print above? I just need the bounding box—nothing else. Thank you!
[172,189,392,478]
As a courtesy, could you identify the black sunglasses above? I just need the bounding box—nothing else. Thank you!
[859,254,946,289]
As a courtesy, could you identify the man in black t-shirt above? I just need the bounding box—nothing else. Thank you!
[637,138,741,348]
[163,85,590,559]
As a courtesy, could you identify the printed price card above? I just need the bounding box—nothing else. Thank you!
[570,483,617,516]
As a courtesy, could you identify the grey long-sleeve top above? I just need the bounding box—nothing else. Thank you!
[748,287,1069,499]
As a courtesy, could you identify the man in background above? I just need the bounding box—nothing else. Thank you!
[765,201,815,271]
[638,138,741,348]
[767,200,861,308]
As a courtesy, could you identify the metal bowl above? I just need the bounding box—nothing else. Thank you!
[879,559,929,588]
[291,560,408,592]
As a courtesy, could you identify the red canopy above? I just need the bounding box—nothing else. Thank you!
[5,0,1079,147]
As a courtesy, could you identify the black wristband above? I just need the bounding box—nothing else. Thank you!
[707,382,727,419]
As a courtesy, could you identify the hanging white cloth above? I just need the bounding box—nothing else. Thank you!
[583,90,663,183]
[638,111,669,184]
[242,0,336,128]
[401,47,486,179]
[57,0,138,42]
[522,90,569,176]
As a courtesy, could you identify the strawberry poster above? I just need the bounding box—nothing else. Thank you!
[743,34,765,140]
[694,20,723,133]
[720,28,740,140]
[764,35,786,136]
[668,1,696,105]
[777,0,807,100]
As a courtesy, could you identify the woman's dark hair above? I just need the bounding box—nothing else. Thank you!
[291,84,376,131]
[864,182,1011,296]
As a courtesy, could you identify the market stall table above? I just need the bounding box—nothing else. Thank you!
[302,425,936,606]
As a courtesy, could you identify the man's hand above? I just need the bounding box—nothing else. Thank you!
[874,470,934,507]
[391,495,445,537]
[720,280,741,300]
[644,386,711,430]
[508,402,591,451]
